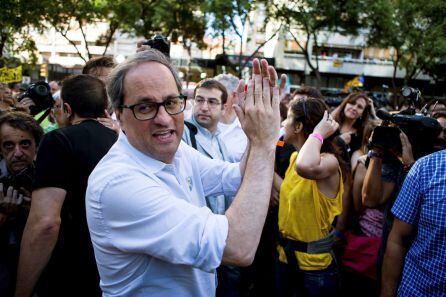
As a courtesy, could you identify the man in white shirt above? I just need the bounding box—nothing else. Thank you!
[86,49,282,296]
[215,74,248,162]
[183,79,236,214]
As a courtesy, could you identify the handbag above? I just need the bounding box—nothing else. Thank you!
[341,231,382,280]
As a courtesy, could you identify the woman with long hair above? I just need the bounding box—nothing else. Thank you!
[332,93,375,160]
[274,97,348,297]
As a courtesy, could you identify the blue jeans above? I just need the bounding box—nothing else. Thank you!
[275,260,339,297]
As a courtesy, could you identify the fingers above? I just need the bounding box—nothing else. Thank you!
[268,66,278,87]
[263,77,271,109]
[252,58,261,76]
[399,132,411,147]
[236,80,246,110]
[136,40,146,48]
[5,186,13,204]
[261,59,270,80]
[245,79,254,109]
[279,74,287,91]
[254,75,264,108]
[226,92,235,108]
[233,104,245,125]
[97,118,116,131]
[322,110,329,121]
[104,109,112,119]
[272,86,280,114]
[136,40,151,53]
[17,193,23,205]
[19,187,31,198]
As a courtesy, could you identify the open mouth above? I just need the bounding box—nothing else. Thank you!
[152,130,175,142]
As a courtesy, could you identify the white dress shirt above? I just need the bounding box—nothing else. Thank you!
[218,118,248,162]
[86,132,241,297]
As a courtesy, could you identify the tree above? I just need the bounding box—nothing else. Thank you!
[206,0,254,76]
[205,0,283,77]
[0,0,52,65]
[365,0,446,89]
[264,0,365,88]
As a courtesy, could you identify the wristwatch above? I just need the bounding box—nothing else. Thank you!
[367,150,383,159]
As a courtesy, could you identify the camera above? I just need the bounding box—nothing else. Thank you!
[401,86,421,107]
[370,87,442,159]
[17,81,54,116]
[143,34,170,57]
[0,165,35,196]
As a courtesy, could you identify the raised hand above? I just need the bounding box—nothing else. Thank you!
[400,132,414,166]
[313,111,340,140]
[233,59,281,150]
[0,184,25,214]
[220,91,237,124]
[97,110,120,133]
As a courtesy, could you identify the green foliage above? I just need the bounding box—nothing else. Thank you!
[263,0,365,87]
[0,0,52,64]
[364,0,446,83]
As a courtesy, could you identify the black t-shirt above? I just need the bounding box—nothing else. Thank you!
[275,135,296,178]
[33,120,117,297]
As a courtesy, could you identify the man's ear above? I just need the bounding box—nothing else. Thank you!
[63,102,72,117]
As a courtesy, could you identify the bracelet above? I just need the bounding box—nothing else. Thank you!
[310,133,323,144]
[367,150,383,159]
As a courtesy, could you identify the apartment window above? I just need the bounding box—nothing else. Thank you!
[284,40,304,54]
[315,46,361,59]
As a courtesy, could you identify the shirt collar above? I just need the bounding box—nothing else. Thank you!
[190,115,221,138]
[117,131,183,174]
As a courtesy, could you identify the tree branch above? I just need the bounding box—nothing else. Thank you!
[240,24,283,70]
[55,27,87,63]
[78,18,91,60]
[101,23,118,56]
[312,31,320,70]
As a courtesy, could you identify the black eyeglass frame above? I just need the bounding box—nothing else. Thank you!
[120,94,187,121]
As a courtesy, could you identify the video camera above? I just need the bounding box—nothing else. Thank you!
[17,81,54,116]
[370,87,442,159]
[0,165,35,196]
[143,34,170,57]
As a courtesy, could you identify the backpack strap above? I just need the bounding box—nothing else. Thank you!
[184,121,198,150]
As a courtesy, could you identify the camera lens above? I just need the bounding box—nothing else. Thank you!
[35,85,49,96]
[401,87,412,97]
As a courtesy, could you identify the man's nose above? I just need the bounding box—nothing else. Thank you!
[200,100,210,110]
[153,105,172,125]
[13,146,24,158]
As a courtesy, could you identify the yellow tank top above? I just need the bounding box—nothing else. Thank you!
[277,152,343,271]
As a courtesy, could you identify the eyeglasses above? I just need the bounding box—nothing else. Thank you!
[120,95,187,121]
[194,97,221,108]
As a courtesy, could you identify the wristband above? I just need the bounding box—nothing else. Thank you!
[310,133,323,144]
[367,150,383,159]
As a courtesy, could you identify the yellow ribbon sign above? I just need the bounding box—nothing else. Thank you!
[0,66,23,83]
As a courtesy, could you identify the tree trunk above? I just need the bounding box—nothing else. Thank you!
[0,33,7,59]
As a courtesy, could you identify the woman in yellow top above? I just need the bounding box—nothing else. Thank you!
[274,97,348,297]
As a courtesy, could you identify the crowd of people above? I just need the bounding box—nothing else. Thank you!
[0,46,445,297]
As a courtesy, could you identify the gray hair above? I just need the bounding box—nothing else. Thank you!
[107,49,182,109]
[213,73,239,94]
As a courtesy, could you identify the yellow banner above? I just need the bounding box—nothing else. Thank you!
[0,66,22,83]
